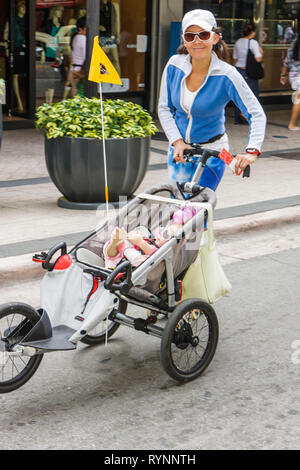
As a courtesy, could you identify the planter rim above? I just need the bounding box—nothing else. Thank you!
[44,134,151,142]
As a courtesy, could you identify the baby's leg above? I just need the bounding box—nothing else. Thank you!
[123,240,142,264]
[123,226,151,265]
[123,246,147,266]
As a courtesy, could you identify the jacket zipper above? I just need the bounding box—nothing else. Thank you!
[185,112,193,143]
[180,73,193,144]
[181,61,211,144]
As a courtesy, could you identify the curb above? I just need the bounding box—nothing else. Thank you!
[1,204,300,285]
[0,253,44,285]
[214,205,300,236]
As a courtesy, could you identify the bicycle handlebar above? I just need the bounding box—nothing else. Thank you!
[183,146,220,157]
[173,146,251,178]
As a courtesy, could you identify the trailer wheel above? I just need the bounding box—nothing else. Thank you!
[160,299,218,382]
[0,303,43,393]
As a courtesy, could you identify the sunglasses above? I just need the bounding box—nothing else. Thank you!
[183,31,215,43]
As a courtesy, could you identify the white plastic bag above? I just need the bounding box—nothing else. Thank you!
[181,204,232,304]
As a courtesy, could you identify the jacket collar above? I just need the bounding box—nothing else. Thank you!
[183,51,222,76]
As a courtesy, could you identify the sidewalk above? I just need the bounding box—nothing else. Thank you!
[0,106,300,282]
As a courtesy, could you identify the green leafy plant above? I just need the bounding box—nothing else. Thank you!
[36,97,158,140]
[0,79,5,106]
[0,79,5,96]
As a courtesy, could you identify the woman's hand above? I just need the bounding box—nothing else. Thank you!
[234,153,258,175]
[280,76,287,86]
[172,139,193,164]
[280,66,288,86]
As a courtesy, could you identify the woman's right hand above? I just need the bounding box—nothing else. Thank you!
[172,139,193,164]
[280,76,287,86]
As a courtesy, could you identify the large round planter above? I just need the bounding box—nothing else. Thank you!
[44,136,150,206]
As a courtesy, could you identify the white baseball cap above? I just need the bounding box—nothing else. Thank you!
[182,9,217,34]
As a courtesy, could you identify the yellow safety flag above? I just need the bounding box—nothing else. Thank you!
[88,36,122,85]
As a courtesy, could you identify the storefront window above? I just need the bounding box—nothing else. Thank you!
[101,0,148,95]
[184,0,254,44]
[264,0,299,45]
[261,0,300,92]
[35,0,148,106]
[184,0,300,94]
[35,1,85,106]
[0,0,29,116]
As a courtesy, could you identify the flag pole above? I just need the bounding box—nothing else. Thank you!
[88,36,122,347]
[99,81,110,218]
[88,35,122,218]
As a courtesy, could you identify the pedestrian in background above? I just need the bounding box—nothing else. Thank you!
[280,33,300,130]
[70,16,86,98]
[233,24,263,124]
[158,9,266,191]
[283,22,295,44]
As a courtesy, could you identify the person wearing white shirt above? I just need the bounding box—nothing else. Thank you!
[70,16,86,98]
[233,24,263,124]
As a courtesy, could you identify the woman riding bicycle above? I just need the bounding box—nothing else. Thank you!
[158,9,266,190]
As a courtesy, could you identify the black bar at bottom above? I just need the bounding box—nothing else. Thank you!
[111,312,163,338]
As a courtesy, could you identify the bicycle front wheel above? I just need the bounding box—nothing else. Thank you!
[0,303,43,393]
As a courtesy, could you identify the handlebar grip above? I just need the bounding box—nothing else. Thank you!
[183,148,195,155]
[243,165,250,178]
[43,242,67,271]
[173,148,194,164]
[104,260,132,293]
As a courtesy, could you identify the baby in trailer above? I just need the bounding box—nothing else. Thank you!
[103,204,198,269]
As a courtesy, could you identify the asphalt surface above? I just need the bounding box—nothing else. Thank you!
[0,240,299,450]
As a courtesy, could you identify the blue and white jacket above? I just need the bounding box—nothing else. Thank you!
[158,52,266,150]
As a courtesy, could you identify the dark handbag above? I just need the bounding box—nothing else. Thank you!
[246,39,264,80]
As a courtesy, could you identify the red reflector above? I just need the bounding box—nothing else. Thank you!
[54,254,72,270]
[178,280,182,301]
[218,148,234,166]
[114,272,125,282]
[32,257,45,263]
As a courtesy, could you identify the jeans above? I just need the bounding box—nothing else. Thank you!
[167,133,229,192]
[234,67,259,123]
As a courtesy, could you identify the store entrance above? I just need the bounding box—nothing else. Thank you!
[0,0,33,125]
[0,0,152,128]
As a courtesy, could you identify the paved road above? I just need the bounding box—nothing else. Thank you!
[0,225,299,450]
